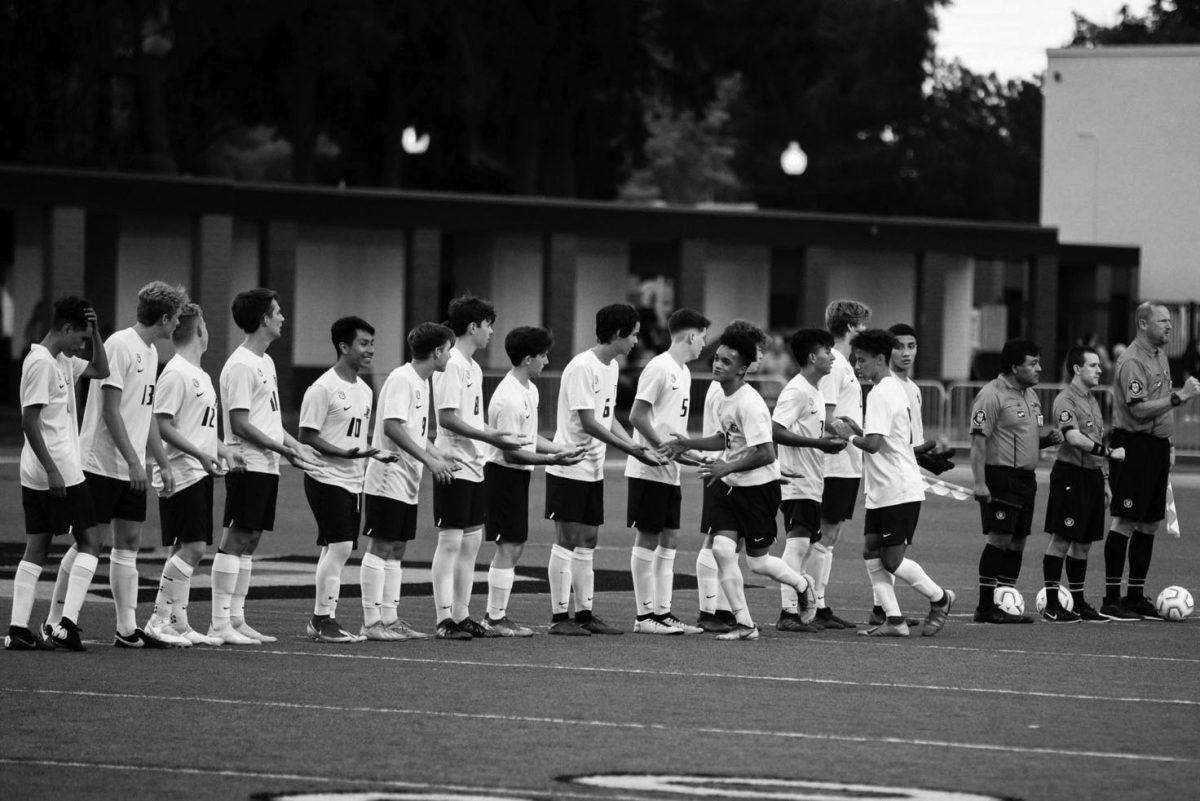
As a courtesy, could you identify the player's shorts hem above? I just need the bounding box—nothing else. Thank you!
[980,465,1036,538]
[433,478,486,530]
[1107,429,1170,523]
[709,481,780,552]
[22,483,96,537]
[484,462,531,543]
[159,476,214,546]
[781,498,822,539]
[544,474,604,527]
[84,471,146,524]
[304,475,361,546]
[363,494,418,542]
[820,476,859,523]
[222,471,279,532]
[626,477,682,532]
[864,501,922,546]
[1044,461,1105,542]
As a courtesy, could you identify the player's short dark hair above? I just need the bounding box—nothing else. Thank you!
[718,321,766,367]
[446,294,496,336]
[1065,345,1098,371]
[595,303,639,343]
[849,328,898,359]
[825,299,871,337]
[331,316,375,357]
[505,326,554,365]
[173,303,204,345]
[788,328,834,366]
[887,323,917,339]
[52,296,92,331]
[667,308,711,334]
[407,322,454,360]
[231,288,279,333]
[136,281,188,326]
[1000,338,1041,374]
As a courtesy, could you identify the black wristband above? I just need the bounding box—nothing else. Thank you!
[1090,441,1107,456]
[1170,392,1182,407]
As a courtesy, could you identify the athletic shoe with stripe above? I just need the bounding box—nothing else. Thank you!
[5,625,50,650]
[115,627,178,649]
[435,619,472,640]
[659,614,703,634]
[578,615,623,635]
[695,612,734,634]
[457,618,496,638]
[207,623,259,645]
[170,624,223,646]
[922,589,955,637]
[548,619,591,636]
[1041,607,1081,623]
[1098,601,1140,621]
[308,616,366,643]
[633,617,683,635]
[232,620,277,643]
[1075,601,1108,622]
[776,611,822,633]
[715,623,759,641]
[481,616,534,637]
[386,619,431,640]
[1122,595,1160,620]
[859,620,910,637]
[145,616,193,647]
[50,618,86,651]
[815,607,855,630]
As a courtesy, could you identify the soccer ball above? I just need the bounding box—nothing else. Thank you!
[1035,585,1074,614]
[993,586,1025,616]
[1155,586,1195,621]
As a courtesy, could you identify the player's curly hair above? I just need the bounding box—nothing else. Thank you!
[825,299,871,338]
[52,296,93,331]
[718,321,766,367]
[849,328,898,359]
[136,281,189,326]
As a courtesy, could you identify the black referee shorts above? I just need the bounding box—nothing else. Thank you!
[980,465,1036,538]
[1044,461,1105,543]
[1108,429,1170,524]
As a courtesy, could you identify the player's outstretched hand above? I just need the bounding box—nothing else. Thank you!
[836,416,863,436]
[495,432,533,451]
[698,458,731,486]
[1108,446,1126,461]
[552,448,586,466]
[635,446,666,467]
[1182,376,1200,401]
[220,445,246,473]
[286,445,322,472]
[428,454,459,484]
[201,455,224,477]
[830,419,854,440]
[673,451,707,467]
[1046,429,1064,446]
[658,434,691,460]
[369,450,399,463]
[819,436,847,454]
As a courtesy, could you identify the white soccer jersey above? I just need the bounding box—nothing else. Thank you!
[702,381,722,437]
[772,373,825,502]
[861,375,924,509]
[894,373,925,446]
[432,348,486,483]
[220,346,284,475]
[624,352,691,486]
[818,347,863,478]
[485,372,539,472]
[19,345,89,490]
[299,367,375,493]
[716,383,780,488]
[546,349,619,483]
[152,355,218,493]
[364,363,428,504]
[79,327,159,481]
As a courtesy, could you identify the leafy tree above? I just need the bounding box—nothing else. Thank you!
[1071,0,1200,45]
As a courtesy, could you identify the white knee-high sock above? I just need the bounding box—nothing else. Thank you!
[892,557,943,602]
[653,546,676,615]
[359,552,386,627]
[210,552,240,628]
[712,538,752,626]
[630,546,656,617]
[781,538,808,613]
[817,543,835,606]
[109,549,140,636]
[571,547,594,613]
[47,544,78,627]
[381,559,403,625]
[153,554,193,624]
[453,529,482,621]
[315,541,352,617]
[10,561,42,628]
[548,544,574,616]
[230,555,252,622]
[486,566,514,620]
[806,543,831,607]
[746,553,809,595]
[865,558,900,618]
[62,552,98,624]
[431,529,462,622]
[696,548,721,614]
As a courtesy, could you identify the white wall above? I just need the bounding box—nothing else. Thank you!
[1043,45,1200,299]
[573,237,629,354]
[822,248,916,331]
[702,243,770,335]
[117,216,191,326]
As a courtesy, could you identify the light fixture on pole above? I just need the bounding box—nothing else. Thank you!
[780,141,807,176]
[402,126,430,155]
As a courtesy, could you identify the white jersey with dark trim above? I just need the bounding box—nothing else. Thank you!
[79,327,159,481]
[773,373,825,502]
[546,349,619,483]
[624,352,691,486]
[300,367,374,493]
[485,372,539,472]
[716,383,780,488]
[19,345,89,490]
[861,375,924,509]
[364,363,429,504]
[220,346,284,475]
[152,355,218,493]
[432,348,486,483]
[818,347,863,478]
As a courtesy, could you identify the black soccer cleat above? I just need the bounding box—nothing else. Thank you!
[6,625,51,650]
[50,618,87,651]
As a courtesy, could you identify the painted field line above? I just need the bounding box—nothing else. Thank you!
[191,647,1200,708]
[2,687,1192,766]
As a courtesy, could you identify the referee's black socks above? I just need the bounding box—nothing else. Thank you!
[1126,531,1155,600]
[977,544,1005,609]
[1103,530,1129,603]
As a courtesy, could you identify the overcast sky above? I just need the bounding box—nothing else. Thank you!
[935,0,1154,81]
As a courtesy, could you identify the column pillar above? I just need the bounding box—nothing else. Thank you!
[193,214,234,376]
[678,239,708,317]
[1029,254,1060,366]
[406,228,443,358]
[802,246,832,332]
[543,233,578,366]
[260,219,299,409]
[43,206,87,306]
[915,251,946,381]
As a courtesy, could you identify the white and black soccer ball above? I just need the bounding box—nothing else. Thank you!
[993,586,1025,616]
[1035,585,1074,614]
[1155,586,1195,621]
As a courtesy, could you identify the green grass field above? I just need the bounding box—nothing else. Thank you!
[2,458,1199,801]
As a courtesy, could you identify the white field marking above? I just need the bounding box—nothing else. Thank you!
[180,648,1200,707]
[1,687,1192,766]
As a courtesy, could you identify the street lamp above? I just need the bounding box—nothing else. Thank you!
[402,126,430,155]
[780,141,807,176]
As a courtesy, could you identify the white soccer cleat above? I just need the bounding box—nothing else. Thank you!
[715,623,760,641]
[797,574,818,625]
[360,621,403,641]
[207,623,259,645]
[231,620,277,643]
[659,613,704,635]
[386,619,431,640]
[145,616,193,648]
[171,624,223,646]
[633,617,684,635]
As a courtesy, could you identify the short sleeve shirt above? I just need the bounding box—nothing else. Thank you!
[220,346,284,475]
[1111,338,1173,438]
[546,349,619,483]
[1052,382,1105,470]
[432,348,486,483]
[485,372,539,471]
[19,345,89,490]
[299,368,375,493]
[152,355,218,492]
[969,375,1044,471]
[364,363,428,503]
[861,375,924,509]
[624,352,691,486]
[702,381,722,437]
[79,327,159,480]
[818,348,863,478]
[895,374,924,446]
[772,373,825,501]
[716,383,780,488]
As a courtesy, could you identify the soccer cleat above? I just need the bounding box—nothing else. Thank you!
[481,616,534,638]
[696,612,735,634]
[715,623,759,641]
[922,589,955,637]
[548,619,591,636]
[207,623,260,645]
[115,627,175,649]
[1075,601,1108,622]
[231,621,277,643]
[578,615,623,635]
[1041,606,1081,623]
[776,612,822,633]
[1122,595,1160,620]
[41,622,55,641]
[814,607,855,630]
[49,618,86,651]
[859,620,910,637]
[659,614,703,635]
[456,618,495,638]
[796,574,817,624]
[5,625,50,650]
[633,617,684,635]
[360,621,400,641]
[871,608,922,627]
[308,616,366,643]
[1098,601,1141,621]
[145,617,193,647]
[435,619,472,640]
[974,607,1033,624]
[170,625,223,646]
[386,619,431,640]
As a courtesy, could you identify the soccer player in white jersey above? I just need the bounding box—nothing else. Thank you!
[300,316,396,644]
[361,323,459,641]
[545,303,662,636]
[7,298,108,651]
[813,299,871,630]
[145,304,247,646]
[70,280,188,649]
[217,288,321,644]
[772,329,848,633]
[482,326,585,636]
[832,329,954,637]
[626,308,710,635]
[431,295,529,640]
[666,322,816,641]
